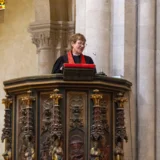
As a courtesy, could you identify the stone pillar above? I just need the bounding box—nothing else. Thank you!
[76,0,86,35]
[29,21,74,74]
[156,0,160,159]
[124,1,137,160]
[68,0,75,21]
[29,22,55,74]
[50,0,69,21]
[34,0,50,21]
[110,0,124,77]
[85,0,111,75]
[137,0,155,160]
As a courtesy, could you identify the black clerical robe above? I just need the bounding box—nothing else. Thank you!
[52,53,95,73]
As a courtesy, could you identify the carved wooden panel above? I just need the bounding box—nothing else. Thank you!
[16,91,35,160]
[66,91,87,160]
[40,92,53,160]
[40,90,65,160]
[1,95,12,160]
[90,91,112,160]
[99,94,112,160]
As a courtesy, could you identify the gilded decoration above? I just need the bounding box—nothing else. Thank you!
[18,90,35,160]
[91,89,103,106]
[1,95,12,160]
[50,89,63,106]
[41,89,63,160]
[0,0,5,10]
[114,92,128,160]
[90,90,110,160]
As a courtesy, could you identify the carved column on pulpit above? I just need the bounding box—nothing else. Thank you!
[49,89,63,160]
[1,95,12,160]
[18,90,35,160]
[40,89,63,160]
[114,92,128,160]
[90,89,106,160]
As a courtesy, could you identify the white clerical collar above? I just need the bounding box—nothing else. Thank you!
[72,53,81,56]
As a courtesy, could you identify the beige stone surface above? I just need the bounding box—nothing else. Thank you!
[0,0,38,158]
[76,0,86,35]
[137,49,155,160]
[137,2,156,160]
[111,0,124,77]
[156,3,160,160]
[85,0,111,75]
[124,2,137,160]
[34,0,50,21]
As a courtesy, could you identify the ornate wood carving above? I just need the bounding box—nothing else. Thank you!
[40,89,63,160]
[40,98,52,159]
[49,89,63,160]
[100,100,109,135]
[90,89,104,140]
[1,95,12,160]
[68,93,85,160]
[100,100,110,160]
[114,92,127,160]
[18,90,35,160]
[90,89,105,160]
[70,97,83,130]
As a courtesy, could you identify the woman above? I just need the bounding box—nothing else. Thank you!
[52,33,95,73]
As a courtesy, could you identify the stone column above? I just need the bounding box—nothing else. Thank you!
[85,0,111,75]
[76,0,86,35]
[34,0,50,21]
[156,0,160,159]
[124,1,137,160]
[137,0,156,160]
[110,0,124,77]
[29,21,74,74]
[29,22,55,74]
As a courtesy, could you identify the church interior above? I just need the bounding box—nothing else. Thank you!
[0,0,159,160]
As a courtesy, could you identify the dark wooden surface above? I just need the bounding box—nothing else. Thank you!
[1,74,131,160]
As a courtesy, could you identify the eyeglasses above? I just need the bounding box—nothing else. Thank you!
[77,41,87,47]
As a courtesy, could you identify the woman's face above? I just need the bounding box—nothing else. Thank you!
[71,40,86,54]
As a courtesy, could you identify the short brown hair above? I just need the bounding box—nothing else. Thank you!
[69,33,86,49]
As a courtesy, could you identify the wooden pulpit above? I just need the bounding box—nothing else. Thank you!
[1,73,132,160]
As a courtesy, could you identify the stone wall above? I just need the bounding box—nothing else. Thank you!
[0,0,37,158]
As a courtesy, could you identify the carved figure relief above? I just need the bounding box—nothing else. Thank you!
[114,142,124,160]
[24,142,35,160]
[68,93,86,160]
[41,99,53,159]
[70,138,84,160]
[1,95,12,160]
[90,90,111,160]
[70,97,83,129]
[18,91,35,160]
[50,139,63,160]
[40,89,63,160]
[90,140,101,160]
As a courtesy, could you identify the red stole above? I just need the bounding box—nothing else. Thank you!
[67,51,86,64]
